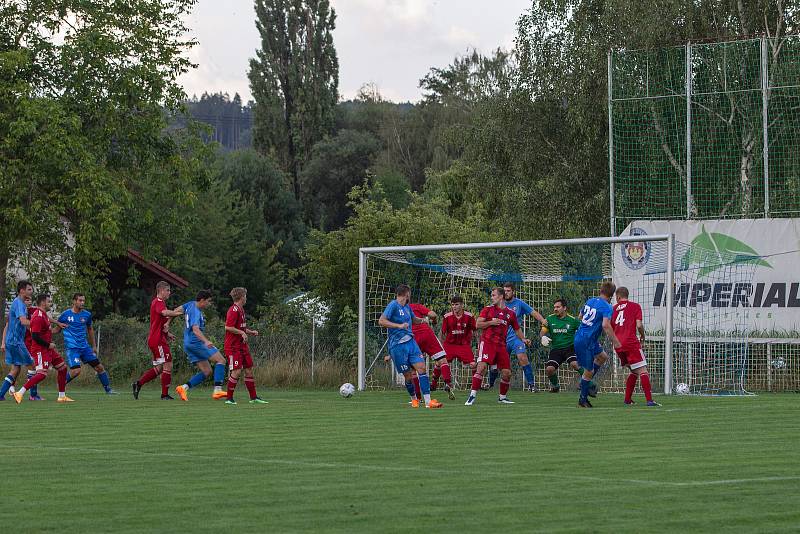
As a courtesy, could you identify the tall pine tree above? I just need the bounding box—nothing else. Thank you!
[248,0,339,201]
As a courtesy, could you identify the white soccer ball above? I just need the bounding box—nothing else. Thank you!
[771,357,786,370]
[675,383,690,395]
[339,383,356,398]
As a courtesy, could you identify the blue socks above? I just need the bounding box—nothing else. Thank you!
[97,371,111,392]
[404,380,416,398]
[187,371,206,389]
[417,373,431,395]
[488,368,499,387]
[579,377,591,401]
[592,361,603,375]
[27,371,38,397]
[213,363,226,387]
[0,374,14,398]
[522,363,534,385]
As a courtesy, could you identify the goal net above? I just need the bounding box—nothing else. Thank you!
[358,235,759,396]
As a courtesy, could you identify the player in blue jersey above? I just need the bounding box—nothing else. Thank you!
[487,283,548,391]
[378,284,443,409]
[0,280,35,400]
[574,281,622,408]
[174,290,228,401]
[55,293,117,395]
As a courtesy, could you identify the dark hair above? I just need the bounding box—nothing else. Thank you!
[36,293,50,305]
[599,281,617,298]
[17,280,32,293]
[502,282,515,290]
[196,289,213,301]
[72,292,85,301]
[554,298,567,308]
[491,286,504,297]
[615,286,630,299]
[395,284,411,297]
[450,294,464,304]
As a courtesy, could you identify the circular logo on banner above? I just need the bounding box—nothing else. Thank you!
[622,228,651,270]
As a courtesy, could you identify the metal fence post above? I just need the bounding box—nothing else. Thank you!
[608,51,616,236]
[761,36,770,217]
[685,43,694,219]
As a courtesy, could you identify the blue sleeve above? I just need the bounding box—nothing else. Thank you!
[58,311,68,323]
[382,301,397,320]
[12,299,25,318]
[521,300,534,316]
[188,306,201,328]
[85,312,93,327]
[601,301,613,320]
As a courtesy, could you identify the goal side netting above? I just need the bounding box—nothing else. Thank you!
[357,235,759,396]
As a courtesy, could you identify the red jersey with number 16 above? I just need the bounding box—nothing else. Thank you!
[479,305,519,346]
[612,299,643,351]
[441,311,476,345]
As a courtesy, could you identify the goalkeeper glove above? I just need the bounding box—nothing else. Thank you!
[541,336,552,347]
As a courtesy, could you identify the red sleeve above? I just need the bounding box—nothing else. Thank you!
[225,306,238,327]
[30,312,45,334]
[440,316,448,335]
[468,315,477,332]
[635,303,643,322]
[414,304,431,316]
[509,311,520,331]
[154,299,166,315]
[479,307,490,320]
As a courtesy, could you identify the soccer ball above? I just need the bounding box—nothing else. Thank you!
[675,383,690,395]
[339,383,356,398]
[771,357,787,370]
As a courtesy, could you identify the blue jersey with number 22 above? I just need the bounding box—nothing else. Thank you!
[575,297,613,343]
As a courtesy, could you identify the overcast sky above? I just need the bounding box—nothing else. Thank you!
[178,0,531,103]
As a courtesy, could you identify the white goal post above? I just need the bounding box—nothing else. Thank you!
[358,234,677,393]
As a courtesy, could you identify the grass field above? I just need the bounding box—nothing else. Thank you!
[1,387,799,533]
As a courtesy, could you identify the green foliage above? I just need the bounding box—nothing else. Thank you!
[682,225,772,278]
[249,0,339,199]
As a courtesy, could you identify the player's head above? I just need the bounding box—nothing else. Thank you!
[155,280,171,299]
[72,292,86,310]
[450,294,464,314]
[36,293,52,309]
[599,281,616,301]
[17,280,33,297]
[23,295,32,307]
[490,287,504,306]
[230,287,247,305]
[395,284,411,304]
[553,298,567,316]
[502,282,515,301]
[615,286,629,301]
[196,289,213,308]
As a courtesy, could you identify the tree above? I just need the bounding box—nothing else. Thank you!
[248,0,339,200]
[0,1,207,317]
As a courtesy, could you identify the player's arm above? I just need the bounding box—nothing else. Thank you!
[475,316,501,329]
[87,324,97,351]
[602,317,622,349]
[378,314,408,330]
[1,318,7,350]
[191,324,214,348]
[424,310,438,324]
[532,310,548,327]
[163,308,183,318]
[19,315,31,327]
[636,319,645,344]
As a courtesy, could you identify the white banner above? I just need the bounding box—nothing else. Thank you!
[613,218,800,334]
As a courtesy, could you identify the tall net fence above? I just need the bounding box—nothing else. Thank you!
[610,36,800,231]
[360,238,771,395]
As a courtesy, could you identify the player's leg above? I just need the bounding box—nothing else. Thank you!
[209,351,228,399]
[389,344,416,405]
[488,363,499,389]
[82,347,115,394]
[466,342,491,405]
[545,362,559,392]
[161,356,173,399]
[13,351,48,403]
[25,366,41,400]
[630,349,657,406]
[176,352,212,401]
[133,344,165,398]
[226,367,242,404]
[0,363,21,400]
[515,347,536,391]
[52,354,71,402]
[243,359,265,404]
[575,338,595,407]
[433,355,455,399]
[497,350,514,403]
[409,342,440,408]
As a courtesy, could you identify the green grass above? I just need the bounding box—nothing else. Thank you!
[1,388,799,533]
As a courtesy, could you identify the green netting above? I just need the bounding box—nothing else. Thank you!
[611,37,800,233]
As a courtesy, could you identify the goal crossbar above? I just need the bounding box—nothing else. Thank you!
[358,234,676,391]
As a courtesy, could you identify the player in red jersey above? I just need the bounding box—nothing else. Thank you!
[132,281,184,400]
[408,301,455,401]
[465,287,530,405]
[223,287,267,405]
[13,294,71,403]
[612,287,659,407]
[438,295,477,392]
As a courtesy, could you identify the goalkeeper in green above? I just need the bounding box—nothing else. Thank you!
[540,298,583,393]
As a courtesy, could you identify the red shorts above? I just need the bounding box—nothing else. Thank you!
[443,342,474,365]
[148,342,172,366]
[32,347,63,371]
[227,346,254,370]
[414,329,446,359]
[616,347,647,370]
[478,341,510,370]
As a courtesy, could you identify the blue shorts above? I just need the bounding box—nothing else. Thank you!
[184,340,219,364]
[506,338,527,355]
[66,346,98,368]
[574,335,603,371]
[5,344,33,366]
[389,340,424,374]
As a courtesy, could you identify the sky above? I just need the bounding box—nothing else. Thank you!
[178,0,531,104]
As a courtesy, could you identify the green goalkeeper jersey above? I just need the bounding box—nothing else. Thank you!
[543,314,581,350]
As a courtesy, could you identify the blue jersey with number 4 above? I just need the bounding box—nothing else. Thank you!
[504,298,533,342]
[58,309,92,349]
[575,297,613,343]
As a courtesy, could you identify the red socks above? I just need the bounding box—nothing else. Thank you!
[138,367,160,386]
[625,373,638,403]
[640,372,653,402]
[499,378,510,396]
[23,372,47,390]
[471,373,483,392]
[227,377,238,400]
[161,371,171,396]
[245,377,257,400]
[57,367,67,393]
[440,362,452,387]
[412,375,422,399]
